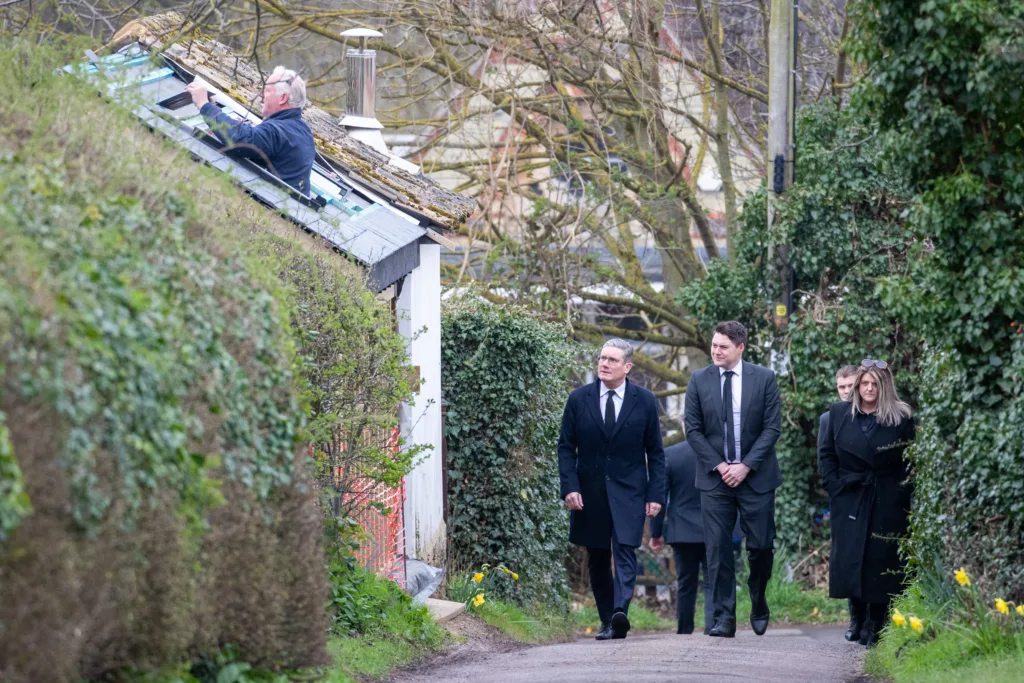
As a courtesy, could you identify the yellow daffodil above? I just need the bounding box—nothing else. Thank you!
[472,593,485,607]
[1016,604,1024,617]
[954,568,971,587]
[585,627,593,635]
[996,598,1009,615]
[511,572,519,581]
[472,572,484,583]
[892,609,907,628]
[909,616,924,633]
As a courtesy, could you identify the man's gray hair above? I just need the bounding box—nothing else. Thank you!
[270,66,307,109]
[602,338,633,364]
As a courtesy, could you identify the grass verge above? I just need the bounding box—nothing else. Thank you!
[864,581,1024,683]
[470,600,576,643]
[323,633,446,683]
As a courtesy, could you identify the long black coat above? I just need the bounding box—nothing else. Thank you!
[649,442,704,544]
[649,442,742,543]
[557,379,667,549]
[818,402,915,603]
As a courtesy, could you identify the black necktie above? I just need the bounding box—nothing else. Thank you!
[605,390,617,433]
[722,370,738,463]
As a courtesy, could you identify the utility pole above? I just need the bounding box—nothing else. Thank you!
[767,0,795,327]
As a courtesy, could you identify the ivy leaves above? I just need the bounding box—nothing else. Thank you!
[0,161,302,536]
[857,0,1024,593]
[441,298,583,606]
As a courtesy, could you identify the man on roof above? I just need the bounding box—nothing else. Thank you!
[186,66,316,195]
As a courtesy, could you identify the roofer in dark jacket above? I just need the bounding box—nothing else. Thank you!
[186,66,316,195]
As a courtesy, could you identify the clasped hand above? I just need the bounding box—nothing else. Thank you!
[717,462,751,488]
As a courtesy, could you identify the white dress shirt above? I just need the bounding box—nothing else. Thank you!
[600,381,626,421]
[719,361,743,463]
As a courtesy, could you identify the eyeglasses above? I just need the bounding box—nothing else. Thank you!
[597,355,624,364]
[861,359,888,370]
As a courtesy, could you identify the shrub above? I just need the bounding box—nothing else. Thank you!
[855,0,1024,599]
[441,296,582,606]
[0,41,327,681]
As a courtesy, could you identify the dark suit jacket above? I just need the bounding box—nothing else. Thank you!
[818,401,915,602]
[649,442,704,544]
[682,361,782,493]
[557,378,667,549]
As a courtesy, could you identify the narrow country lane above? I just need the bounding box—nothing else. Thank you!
[390,626,871,683]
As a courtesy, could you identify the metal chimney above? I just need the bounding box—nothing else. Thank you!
[339,28,388,153]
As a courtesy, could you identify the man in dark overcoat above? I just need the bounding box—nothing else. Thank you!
[817,364,859,640]
[648,440,715,635]
[558,338,667,641]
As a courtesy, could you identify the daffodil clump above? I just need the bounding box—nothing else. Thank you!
[890,567,1024,644]
[460,563,520,612]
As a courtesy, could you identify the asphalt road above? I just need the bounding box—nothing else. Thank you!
[390,625,870,683]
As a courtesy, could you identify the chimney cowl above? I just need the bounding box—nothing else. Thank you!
[339,28,388,152]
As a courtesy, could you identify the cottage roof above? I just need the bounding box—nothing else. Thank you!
[109,12,475,231]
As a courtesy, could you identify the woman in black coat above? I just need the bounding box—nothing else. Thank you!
[818,360,915,647]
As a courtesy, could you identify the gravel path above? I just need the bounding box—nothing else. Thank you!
[390,625,871,683]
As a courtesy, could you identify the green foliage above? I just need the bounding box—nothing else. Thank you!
[679,102,917,555]
[0,411,30,539]
[257,237,420,514]
[447,563,520,608]
[855,0,1024,599]
[441,296,583,606]
[866,576,1024,683]
[0,130,300,540]
[0,41,329,682]
[470,599,575,644]
[327,550,442,645]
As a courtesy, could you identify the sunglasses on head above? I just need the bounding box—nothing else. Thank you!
[861,359,888,370]
[264,76,295,89]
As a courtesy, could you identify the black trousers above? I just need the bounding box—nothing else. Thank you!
[701,481,775,626]
[587,532,639,626]
[850,598,889,623]
[671,542,714,634]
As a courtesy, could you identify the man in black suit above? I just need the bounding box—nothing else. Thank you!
[648,441,715,635]
[816,364,860,641]
[683,321,781,638]
[558,338,667,641]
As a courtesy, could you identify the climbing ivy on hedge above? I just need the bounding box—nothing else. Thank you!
[0,156,303,535]
[855,0,1024,598]
[441,297,583,606]
[680,103,919,558]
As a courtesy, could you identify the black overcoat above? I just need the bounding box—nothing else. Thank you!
[557,379,667,549]
[818,401,915,603]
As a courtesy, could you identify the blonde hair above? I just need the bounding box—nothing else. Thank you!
[269,66,307,108]
[851,366,912,427]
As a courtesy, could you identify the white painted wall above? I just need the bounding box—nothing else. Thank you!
[397,242,446,564]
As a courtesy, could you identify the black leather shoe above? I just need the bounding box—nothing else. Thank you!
[845,617,864,642]
[708,620,736,638]
[703,626,712,636]
[611,610,631,639]
[677,627,694,635]
[858,620,880,648]
[595,623,614,640]
[750,611,770,636]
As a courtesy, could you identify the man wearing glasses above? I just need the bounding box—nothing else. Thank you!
[186,66,316,195]
[558,338,666,641]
